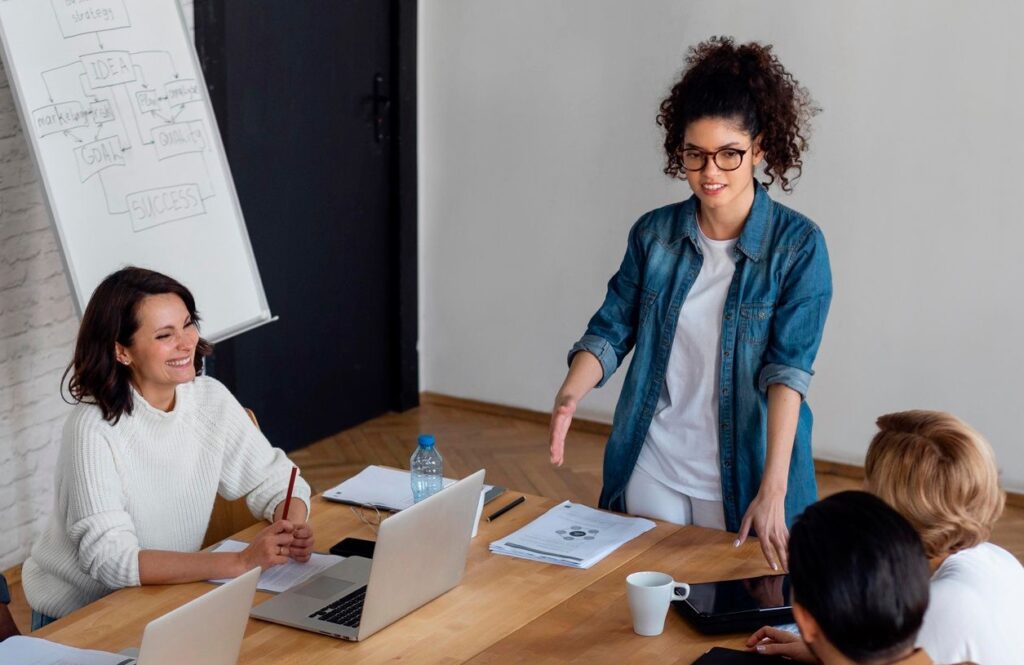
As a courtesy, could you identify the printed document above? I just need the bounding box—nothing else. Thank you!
[490,501,655,569]
[208,539,343,593]
[323,465,500,511]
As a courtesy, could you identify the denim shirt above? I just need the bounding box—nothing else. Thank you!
[570,183,832,531]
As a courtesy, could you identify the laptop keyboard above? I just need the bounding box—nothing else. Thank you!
[309,586,368,628]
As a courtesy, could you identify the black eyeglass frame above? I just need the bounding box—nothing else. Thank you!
[679,146,752,172]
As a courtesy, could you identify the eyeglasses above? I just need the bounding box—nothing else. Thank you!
[349,504,386,533]
[680,146,751,172]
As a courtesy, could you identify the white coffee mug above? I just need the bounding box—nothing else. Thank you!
[626,571,690,637]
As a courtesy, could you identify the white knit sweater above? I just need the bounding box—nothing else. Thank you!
[22,376,311,619]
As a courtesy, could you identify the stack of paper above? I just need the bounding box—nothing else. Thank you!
[489,501,656,569]
[322,465,456,510]
[322,465,501,511]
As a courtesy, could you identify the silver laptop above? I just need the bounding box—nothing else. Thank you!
[135,566,260,665]
[250,469,485,641]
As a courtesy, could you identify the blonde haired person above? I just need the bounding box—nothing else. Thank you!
[864,411,1022,664]
[749,410,1021,664]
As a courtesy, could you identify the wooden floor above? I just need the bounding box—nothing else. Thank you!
[7,399,1023,634]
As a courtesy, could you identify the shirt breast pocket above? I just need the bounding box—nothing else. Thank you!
[739,303,774,347]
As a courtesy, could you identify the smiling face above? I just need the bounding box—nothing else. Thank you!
[682,116,763,219]
[115,292,199,402]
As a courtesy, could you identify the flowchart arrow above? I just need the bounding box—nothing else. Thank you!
[133,65,149,89]
[79,74,98,99]
[134,50,180,79]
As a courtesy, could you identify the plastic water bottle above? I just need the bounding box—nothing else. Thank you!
[410,434,444,503]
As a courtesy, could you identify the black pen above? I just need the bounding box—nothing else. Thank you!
[486,495,526,522]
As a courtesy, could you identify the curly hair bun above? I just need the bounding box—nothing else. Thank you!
[657,36,819,192]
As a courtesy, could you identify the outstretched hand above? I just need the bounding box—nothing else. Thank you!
[549,397,577,466]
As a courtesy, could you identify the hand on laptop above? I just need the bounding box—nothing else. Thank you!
[240,520,296,571]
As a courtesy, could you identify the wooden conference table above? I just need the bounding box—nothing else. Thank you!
[36,491,780,664]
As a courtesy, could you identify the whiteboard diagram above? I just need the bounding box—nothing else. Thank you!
[0,0,273,341]
[33,1,214,231]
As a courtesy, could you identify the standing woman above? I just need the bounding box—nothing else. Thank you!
[549,37,830,570]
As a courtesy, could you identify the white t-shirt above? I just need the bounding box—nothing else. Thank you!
[916,542,1024,665]
[635,224,737,500]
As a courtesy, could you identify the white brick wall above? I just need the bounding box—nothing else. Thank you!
[0,1,194,572]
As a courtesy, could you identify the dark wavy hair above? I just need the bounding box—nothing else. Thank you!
[657,36,819,192]
[62,267,213,424]
[789,491,930,662]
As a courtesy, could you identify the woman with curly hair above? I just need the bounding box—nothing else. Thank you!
[549,37,831,570]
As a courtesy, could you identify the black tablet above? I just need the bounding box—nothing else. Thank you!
[672,574,793,634]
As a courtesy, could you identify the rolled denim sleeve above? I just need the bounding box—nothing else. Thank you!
[758,226,832,398]
[568,219,647,387]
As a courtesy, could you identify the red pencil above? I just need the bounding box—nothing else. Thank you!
[282,466,298,521]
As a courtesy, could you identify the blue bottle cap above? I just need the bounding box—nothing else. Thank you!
[417,434,435,448]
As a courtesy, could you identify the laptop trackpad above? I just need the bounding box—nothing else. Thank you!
[294,577,357,600]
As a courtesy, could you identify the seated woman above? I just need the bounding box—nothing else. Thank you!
[22,267,314,629]
[750,410,1023,664]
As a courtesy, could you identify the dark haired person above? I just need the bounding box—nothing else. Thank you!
[0,573,19,641]
[750,491,936,664]
[22,267,313,628]
[550,36,830,570]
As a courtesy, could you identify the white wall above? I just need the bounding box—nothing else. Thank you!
[419,0,1024,491]
[0,1,194,572]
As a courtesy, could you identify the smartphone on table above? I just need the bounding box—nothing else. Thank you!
[329,537,376,559]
